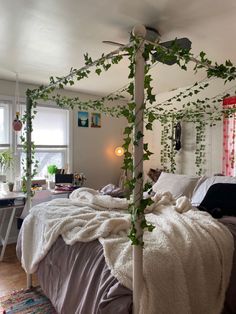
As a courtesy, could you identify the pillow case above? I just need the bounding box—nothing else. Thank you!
[191,176,236,206]
[152,172,200,199]
[198,183,236,218]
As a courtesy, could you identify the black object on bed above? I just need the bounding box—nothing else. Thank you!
[198,183,236,218]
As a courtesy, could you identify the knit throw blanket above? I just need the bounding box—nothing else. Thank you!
[20,188,234,314]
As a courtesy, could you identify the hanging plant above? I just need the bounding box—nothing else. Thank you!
[13,112,23,131]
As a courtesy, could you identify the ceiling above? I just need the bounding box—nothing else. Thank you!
[1,0,236,96]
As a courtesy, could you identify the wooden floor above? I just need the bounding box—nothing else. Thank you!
[0,243,38,297]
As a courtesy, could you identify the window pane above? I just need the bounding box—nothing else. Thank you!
[21,150,66,179]
[0,104,9,144]
[20,105,68,145]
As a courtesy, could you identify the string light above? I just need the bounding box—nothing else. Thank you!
[115,146,124,157]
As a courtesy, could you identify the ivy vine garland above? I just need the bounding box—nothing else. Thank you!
[23,35,236,245]
[144,71,236,174]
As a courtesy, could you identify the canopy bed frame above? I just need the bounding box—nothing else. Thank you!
[24,25,147,314]
[22,24,234,314]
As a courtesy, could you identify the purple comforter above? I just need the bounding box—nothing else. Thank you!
[37,238,132,314]
[220,217,236,314]
[17,216,236,314]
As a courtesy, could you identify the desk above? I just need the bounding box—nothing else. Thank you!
[0,192,25,261]
[51,189,71,198]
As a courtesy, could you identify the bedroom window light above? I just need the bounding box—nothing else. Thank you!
[0,101,11,181]
[20,149,66,178]
[0,102,10,147]
[18,104,70,179]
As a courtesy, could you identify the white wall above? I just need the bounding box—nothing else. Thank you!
[73,110,126,189]
[144,78,236,177]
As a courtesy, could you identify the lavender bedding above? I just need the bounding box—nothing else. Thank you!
[17,235,132,314]
[219,217,236,314]
[17,216,236,314]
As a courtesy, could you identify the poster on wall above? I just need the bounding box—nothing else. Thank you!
[78,111,89,127]
[91,113,101,128]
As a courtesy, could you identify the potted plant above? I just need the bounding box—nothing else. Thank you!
[0,150,13,176]
[47,164,58,189]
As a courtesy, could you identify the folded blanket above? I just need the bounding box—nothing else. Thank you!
[70,187,128,210]
[20,188,234,314]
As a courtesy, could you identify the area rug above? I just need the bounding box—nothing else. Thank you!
[0,286,56,313]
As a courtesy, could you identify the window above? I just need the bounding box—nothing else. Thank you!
[0,95,71,184]
[222,96,236,176]
[0,102,10,147]
[27,105,68,146]
[19,105,70,179]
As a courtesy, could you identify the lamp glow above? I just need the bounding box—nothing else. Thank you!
[115,146,124,157]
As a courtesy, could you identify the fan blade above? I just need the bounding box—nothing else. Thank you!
[160,38,192,51]
[153,38,192,65]
[102,40,125,47]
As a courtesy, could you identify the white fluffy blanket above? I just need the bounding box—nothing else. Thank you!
[20,188,234,314]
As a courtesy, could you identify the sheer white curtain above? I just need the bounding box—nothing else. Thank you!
[19,105,69,179]
[0,103,10,146]
[222,96,236,176]
[31,106,68,146]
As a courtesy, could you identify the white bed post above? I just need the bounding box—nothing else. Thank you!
[26,94,33,289]
[132,24,146,314]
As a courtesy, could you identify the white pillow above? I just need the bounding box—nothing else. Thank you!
[152,172,200,199]
[191,176,236,206]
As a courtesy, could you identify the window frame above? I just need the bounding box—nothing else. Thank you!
[18,102,72,179]
[0,100,11,148]
[0,94,73,181]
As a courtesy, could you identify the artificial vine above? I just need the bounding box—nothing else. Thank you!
[48,93,126,117]
[20,48,127,184]
[195,119,206,175]
[144,76,236,175]
[20,91,39,193]
[22,33,236,245]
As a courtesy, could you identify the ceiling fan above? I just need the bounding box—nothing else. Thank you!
[103,26,192,65]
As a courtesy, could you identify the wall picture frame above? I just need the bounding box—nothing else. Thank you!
[91,113,101,128]
[78,111,89,127]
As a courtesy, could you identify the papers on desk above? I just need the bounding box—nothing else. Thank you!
[0,192,25,207]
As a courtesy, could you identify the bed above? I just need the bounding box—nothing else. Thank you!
[16,174,236,314]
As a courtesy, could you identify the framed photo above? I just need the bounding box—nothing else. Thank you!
[78,111,89,127]
[91,113,101,128]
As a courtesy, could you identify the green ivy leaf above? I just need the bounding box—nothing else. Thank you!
[95,68,102,76]
[145,123,152,130]
[124,126,133,135]
[136,131,144,140]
